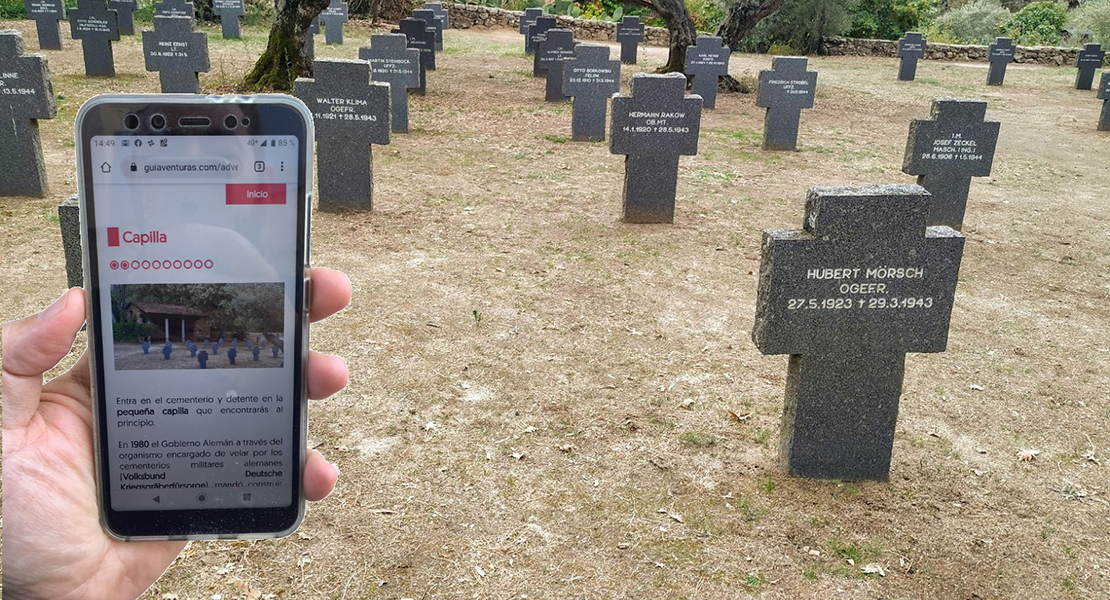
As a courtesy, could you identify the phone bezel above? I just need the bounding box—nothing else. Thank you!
[76,95,313,541]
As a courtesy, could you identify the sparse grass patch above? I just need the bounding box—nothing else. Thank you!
[680,431,717,447]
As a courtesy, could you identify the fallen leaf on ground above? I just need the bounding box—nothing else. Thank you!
[1017,448,1041,461]
[727,409,751,423]
[861,563,886,576]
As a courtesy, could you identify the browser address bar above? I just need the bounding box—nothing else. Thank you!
[122,157,244,179]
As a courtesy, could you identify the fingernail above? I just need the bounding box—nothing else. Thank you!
[39,289,73,321]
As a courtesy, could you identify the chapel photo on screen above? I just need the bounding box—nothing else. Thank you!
[109,282,286,370]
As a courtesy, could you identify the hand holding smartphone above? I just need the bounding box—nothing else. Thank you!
[75,95,319,540]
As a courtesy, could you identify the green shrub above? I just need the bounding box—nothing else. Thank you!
[767,42,795,55]
[1068,0,1110,48]
[114,320,158,343]
[929,0,1010,45]
[1,0,24,19]
[848,0,939,40]
[1004,1,1065,45]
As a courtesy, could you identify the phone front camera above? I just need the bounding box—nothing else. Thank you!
[150,114,167,130]
[123,113,140,130]
[224,115,238,129]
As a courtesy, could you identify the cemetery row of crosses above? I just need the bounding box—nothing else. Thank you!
[4,3,1109,481]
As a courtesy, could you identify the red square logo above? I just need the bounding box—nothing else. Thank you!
[108,227,120,247]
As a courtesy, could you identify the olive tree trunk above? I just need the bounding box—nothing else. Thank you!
[629,0,698,75]
[714,0,785,91]
[243,0,331,91]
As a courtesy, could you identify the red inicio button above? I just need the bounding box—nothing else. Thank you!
[226,184,287,205]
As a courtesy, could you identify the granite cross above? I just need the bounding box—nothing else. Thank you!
[320,0,349,45]
[616,16,644,65]
[154,0,195,19]
[305,16,319,62]
[609,73,702,224]
[0,31,57,198]
[360,33,421,133]
[756,56,817,151]
[896,31,925,81]
[1098,72,1109,131]
[902,98,1000,230]
[198,350,208,368]
[752,184,965,480]
[562,44,620,141]
[142,339,151,354]
[413,8,443,52]
[142,15,209,93]
[519,7,543,54]
[424,2,449,29]
[294,59,391,212]
[684,35,729,109]
[70,0,120,77]
[58,195,81,283]
[986,37,1014,86]
[536,28,576,102]
[1074,43,1105,91]
[394,16,436,94]
[212,0,244,39]
[528,15,557,71]
[107,0,137,35]
[24,0,66,50]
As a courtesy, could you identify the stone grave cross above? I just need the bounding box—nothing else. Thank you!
[1075,43,1105,91]
[0,31,57,198]
[412,8,443,52]
[70,0,120,78]
[1098,73,1109,131]
[294,59,391,212]
[902,98,1000,230]
[360,33,421,133]
[520,7,543,55]
[142,15,210,93]
[320,0,349,46]
[986,37,1014,86]
[528,14,557,71]
[756,56,817,151]
[212,0,245,39]
[394,16,436,94]
[23,0,66,50]
[896,31,925,81]
[424,2,449,30]
[752,184,965,480]
[536,28,576,102]
[305,16,319,62]
[616,16,644,65]
[562,44,620,141]
[684,35,730,109]
[107,0,137,35]
[609,73,702,223]
[154,0,195,19]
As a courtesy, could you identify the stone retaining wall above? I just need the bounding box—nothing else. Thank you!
[823,37,1108,67]
[447,3,669,46]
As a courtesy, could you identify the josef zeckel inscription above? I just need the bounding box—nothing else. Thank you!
[752,184,965,481]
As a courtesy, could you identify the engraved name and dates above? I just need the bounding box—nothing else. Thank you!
[919,132,984,162]
[621,111,690,134]
[785,266,935,311]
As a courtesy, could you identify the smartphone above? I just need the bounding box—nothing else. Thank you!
[75,95,313,540]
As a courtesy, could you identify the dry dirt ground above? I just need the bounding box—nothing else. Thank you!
[2,18,1109,600]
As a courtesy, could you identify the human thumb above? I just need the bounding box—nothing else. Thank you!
[2,288,87,432]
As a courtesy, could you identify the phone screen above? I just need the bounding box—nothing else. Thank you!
[87,132,304,516]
